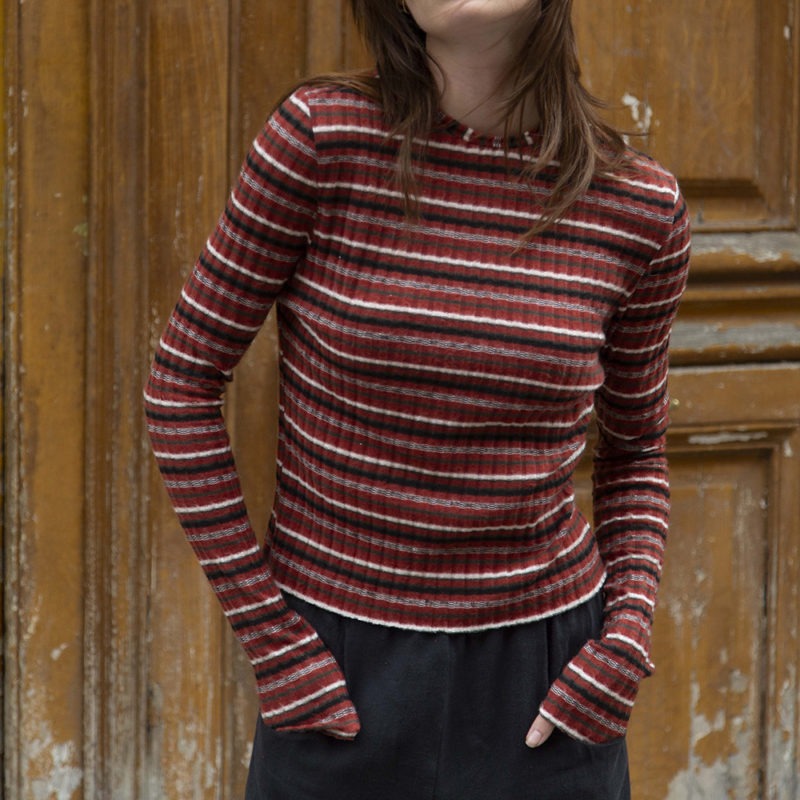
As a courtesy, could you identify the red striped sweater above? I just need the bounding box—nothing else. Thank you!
[145,84,690,744]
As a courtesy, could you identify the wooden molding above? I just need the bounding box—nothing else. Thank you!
[670,232,800,366]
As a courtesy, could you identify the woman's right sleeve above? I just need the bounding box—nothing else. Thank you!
[143,91,360,739]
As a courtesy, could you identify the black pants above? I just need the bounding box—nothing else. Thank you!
[245,593,630,800]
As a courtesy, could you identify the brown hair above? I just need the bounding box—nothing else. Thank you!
[314,0,628,234]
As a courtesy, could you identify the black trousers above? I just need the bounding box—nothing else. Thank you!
[245,593,630,800]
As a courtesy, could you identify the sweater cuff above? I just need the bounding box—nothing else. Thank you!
[249,612,361,739]
[539,637,651,744]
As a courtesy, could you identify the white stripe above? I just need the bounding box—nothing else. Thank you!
[314,123,391,139]
[205,239,285,286]
[548,685,627,735]
[600,377,667,401]
[650,238,690,265]
[290,95,310,116]
[280,520,590,582]
[198,543,260,567]
[250,633,317,666]
[606,632,650,660]
[314,123,534,165]
[275,575,606,634]
[143,391,224,410]
[158,338,223,372]
[594,475,669,491]
[616,174,678,197]
[287,369,590,451]
[173,496,241,515]
[555,217,657,247]
[570,664,635,707]
[312,118,676,200]
[603,553,661,570]
[181,289,262,333]
[626,294,683,311]
[537,708,592,743]
[594,513,668,532]
[283,359,567,430]
[253,138,317,190]
[229,192,309,242]
[313,178,659,249]
[605,592,656,609]
[278,462,563,534]
[225,598,280,618]
[424,135,546,162]
[293,316,600,393]
[604,339,667,355]
[294,274,605,341]
[283,492,574,548]
[261,681,347,719]
[316,231,626,293]
[283,409,584,482]
[150,445,229,460]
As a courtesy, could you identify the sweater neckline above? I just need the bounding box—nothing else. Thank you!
[434,110,540,150]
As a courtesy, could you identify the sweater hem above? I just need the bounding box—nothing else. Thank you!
[275,572,606,635]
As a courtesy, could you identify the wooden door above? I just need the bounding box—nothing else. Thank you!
[572,2,800,796]
[3,1,799,798]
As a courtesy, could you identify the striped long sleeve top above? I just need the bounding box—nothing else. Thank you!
[144,84,691,744]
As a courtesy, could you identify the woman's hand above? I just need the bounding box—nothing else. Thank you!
[525,714,555,748]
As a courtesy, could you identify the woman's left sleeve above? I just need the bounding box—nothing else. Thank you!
[539,183,691,744]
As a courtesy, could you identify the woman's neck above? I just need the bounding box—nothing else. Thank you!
[426,31,538,136]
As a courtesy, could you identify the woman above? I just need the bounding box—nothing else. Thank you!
[145,0,690,797]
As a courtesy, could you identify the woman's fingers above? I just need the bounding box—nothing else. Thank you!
[525,714,555,749]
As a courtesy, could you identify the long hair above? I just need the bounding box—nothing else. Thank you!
[315,0,628,234]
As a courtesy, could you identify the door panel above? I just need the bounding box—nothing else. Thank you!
[144,3,233,796]
[574,0,799,230]
[3,2,799,798]
[577,365,800,797]
[3,1,90,798]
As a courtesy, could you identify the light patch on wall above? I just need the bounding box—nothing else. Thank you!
[767,669,798,795]
[50,643,69,661]
[172,719,222,797]
[665,758,741,800]
[689,682,726,748]
[27,731,83,800]
[687,431,770,447]
[621,93,654,135]
[663,681,752,798]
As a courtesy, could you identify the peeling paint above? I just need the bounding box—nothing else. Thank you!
[689,231,800,263]
[664,680,754,798]
[767,669,799,796]
[241,739,254,769]
[173,721,222,796]
[665,757,732,800]
[663,579,708,631]
[50,643,68,661]
[73,222,89,257]
[27,732,83,800]
[727,670,748,696]
[687,431,769,446]
[621,92,654,134]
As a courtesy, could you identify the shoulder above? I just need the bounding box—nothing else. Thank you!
[609,147,684,216]
[281,81,386,133]
[585,147,688,243]
[568,147,690,270]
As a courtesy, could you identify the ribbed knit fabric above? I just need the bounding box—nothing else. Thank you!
[144,84,690,743]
